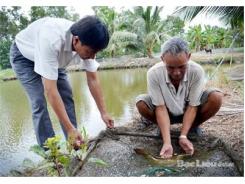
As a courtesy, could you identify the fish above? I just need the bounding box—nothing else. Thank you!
[134,147,192,166]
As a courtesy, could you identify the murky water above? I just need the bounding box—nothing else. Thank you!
[0,65,230,175]
[0,68,147,174]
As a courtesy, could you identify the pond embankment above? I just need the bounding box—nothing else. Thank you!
[2,50,243,81]
[67,51,244,72]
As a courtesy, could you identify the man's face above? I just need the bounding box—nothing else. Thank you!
[161,52,190,82]
[72,36,96,60]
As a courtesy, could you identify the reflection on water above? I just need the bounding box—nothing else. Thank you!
[69,68,148,136]
[0,68,147,174]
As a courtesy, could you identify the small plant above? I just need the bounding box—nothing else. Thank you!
[30,135,70,176]
[66,126,89,160]
[29,127,107,176]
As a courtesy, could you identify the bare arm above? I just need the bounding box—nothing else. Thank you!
[42,78,82,147]
[42,78,75,131]
[155,105,173,158]
[156,105,171,144]
[180,105,198,136]
[179,105,197,155]
[86,71,114,128]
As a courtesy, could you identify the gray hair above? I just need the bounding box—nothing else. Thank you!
[161,37,189,56]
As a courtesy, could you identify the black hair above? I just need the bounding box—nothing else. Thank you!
[70,15,109,52]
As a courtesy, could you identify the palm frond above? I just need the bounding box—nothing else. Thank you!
[144,31,160,47]
[110,31,138,44]
[107,31,139,53]
[174,6,244,29]
[133,6,144,17]
[152,6,163,26]
[174,6,204,22]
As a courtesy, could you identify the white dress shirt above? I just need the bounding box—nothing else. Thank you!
[15,17,99,80]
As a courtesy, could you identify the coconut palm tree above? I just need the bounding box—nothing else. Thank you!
[176,6,244,50]
[131,6,166,58]
[93,7,139,57]
[174,6,244,31]
[106,31,138,57]
[94,6,168,58]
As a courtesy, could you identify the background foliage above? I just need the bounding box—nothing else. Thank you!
[0,6,243,69]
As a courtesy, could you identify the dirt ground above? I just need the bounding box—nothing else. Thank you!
[202,85,244,174]
[73,84,244,176]
[76,130,241,176]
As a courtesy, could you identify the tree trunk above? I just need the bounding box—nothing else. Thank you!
[110,50,115,58]
[146,47,154,58]
[196,41,200,52]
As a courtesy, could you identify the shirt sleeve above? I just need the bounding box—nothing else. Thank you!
[34,28,61,80]
[82,59,100,72]
[188,67,205,106]
[147,70,165,106]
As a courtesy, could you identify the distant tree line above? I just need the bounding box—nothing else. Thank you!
[0,6,243,70]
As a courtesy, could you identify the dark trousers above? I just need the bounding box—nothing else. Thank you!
[10,42,77,146]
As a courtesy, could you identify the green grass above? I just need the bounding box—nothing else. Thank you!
[205,64,244,100]
[0,68,15,80]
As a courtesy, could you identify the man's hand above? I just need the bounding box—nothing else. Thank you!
[179,137,194,155]
[101,113,114,128]
[160,144,173,158]
[67,128,83,150]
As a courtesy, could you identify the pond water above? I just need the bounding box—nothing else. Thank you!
[0,65,229,175]
[0,68,147,175]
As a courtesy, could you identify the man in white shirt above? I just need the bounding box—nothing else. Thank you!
[10,16,114,149]
[136,37,223,158]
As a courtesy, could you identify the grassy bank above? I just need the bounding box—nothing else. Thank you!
[0,69,15,81]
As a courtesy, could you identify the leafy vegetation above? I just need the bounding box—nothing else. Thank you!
[174,6,244,30]
[175,6,244,50]
[186,25,239,52]
[0,6,243,71]
[0,68,15,80]
[20,127,107,176]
